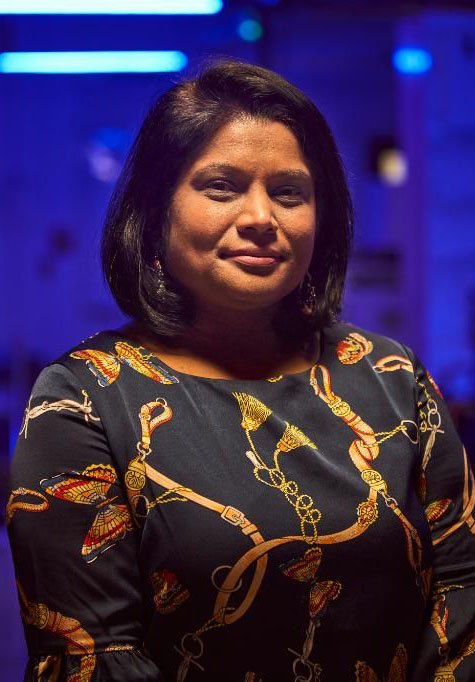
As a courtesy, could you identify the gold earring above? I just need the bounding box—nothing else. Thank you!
[153,257,166,297]
[299,271,317,316]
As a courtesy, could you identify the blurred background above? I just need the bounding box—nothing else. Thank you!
[1,0,474,677]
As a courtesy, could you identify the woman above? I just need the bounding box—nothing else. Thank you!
[7,60,475,681]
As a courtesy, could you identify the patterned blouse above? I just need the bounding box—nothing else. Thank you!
[7,322,475,682]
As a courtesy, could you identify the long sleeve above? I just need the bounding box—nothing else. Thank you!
[7,363,163,681]
[407,350,475,681]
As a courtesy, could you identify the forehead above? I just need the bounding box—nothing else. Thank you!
[189,117,310,174]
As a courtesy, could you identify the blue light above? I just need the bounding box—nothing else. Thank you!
[393,47,433,74]
[0,51,188,73]
[0,0,222,14]
[238,19,263,42]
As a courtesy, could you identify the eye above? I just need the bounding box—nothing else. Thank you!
[273,185,305,205]
[203,178,237,201]
[207,179,234,191]
[276,185,302,195]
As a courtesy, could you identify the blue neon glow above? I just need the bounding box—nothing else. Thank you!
[238,19,263,42]
[0,0,222,14]
[393,47,433,74]
[0,51,188,73]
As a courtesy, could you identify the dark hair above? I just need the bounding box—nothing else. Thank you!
[101,59,353,338]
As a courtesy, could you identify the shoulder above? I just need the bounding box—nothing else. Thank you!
[22,331,131,451]
[321,320,431,391]
[37,328,179,396]
[53,330,123,385]
[55,329,121,366]
[323,321,413,364]
[318,322,431,418]
[30,330,124,398]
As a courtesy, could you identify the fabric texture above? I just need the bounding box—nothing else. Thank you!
[7,322,475,681]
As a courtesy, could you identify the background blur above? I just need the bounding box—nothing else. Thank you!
[1,0,475,677]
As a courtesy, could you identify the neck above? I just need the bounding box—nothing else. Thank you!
[191,304,281,354]
[172,305,299,377]
[121,304,319,380]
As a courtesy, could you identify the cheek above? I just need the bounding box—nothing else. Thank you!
[165,210,222,278]
[289,223,316,277]
[166,207,203,258]
[288,214,317,254]
[168,198,231,251]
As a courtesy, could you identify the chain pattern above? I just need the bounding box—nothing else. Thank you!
[245,435,322,544]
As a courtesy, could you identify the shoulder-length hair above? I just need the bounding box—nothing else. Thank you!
[101,59,353,338]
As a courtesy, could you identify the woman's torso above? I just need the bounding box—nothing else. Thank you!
[59,321,431,681]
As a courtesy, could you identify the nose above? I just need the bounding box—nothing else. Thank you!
[235,186,277,234]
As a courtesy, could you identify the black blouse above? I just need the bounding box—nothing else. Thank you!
[7,322,475,681]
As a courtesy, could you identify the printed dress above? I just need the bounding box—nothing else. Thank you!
[7,322,475,681]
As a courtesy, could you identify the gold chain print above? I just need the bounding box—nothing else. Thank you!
[7,390,101,527]
[431,593,451,668]
[354,642,407,681]
[442,633,475,681]
[416,378,475,540]
[374,358,475,540]
[155,391,387,681]
[8,465,134,563]
[372,355,413,374]
[336,332,373,365]
[309,364,427,594]
[233,392,320,543]
[138,385,426,681]
[19,390,100,439]
[17,581,97,682]
[281,546,341,682]
[71,341,179,387]
[151,569,190,614]
[36,654,97,682]
[125,398,268,681]
[372,358,443,504]
[124,398,192,521]
[7,389,101,525]
[429,588,475,681]
[174,611,232,682]
[6,487,49,525]
[18,582,140,682]
[418,378,445,502]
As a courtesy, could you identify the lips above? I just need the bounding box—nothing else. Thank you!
[221,249,284,268]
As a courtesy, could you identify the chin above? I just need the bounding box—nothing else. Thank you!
[214,288,295,312]
[187,274,301,313]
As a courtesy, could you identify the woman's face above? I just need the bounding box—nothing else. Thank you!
[165,117,317,314]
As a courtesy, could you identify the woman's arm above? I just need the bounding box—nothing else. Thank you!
[406,350,475,681]
[7,363,163,681]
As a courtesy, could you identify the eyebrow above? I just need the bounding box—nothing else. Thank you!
[272,169,313,182]
[192,163,312,182]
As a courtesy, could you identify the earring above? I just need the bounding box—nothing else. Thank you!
[153,257,166,297]
[299,271,318,316]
